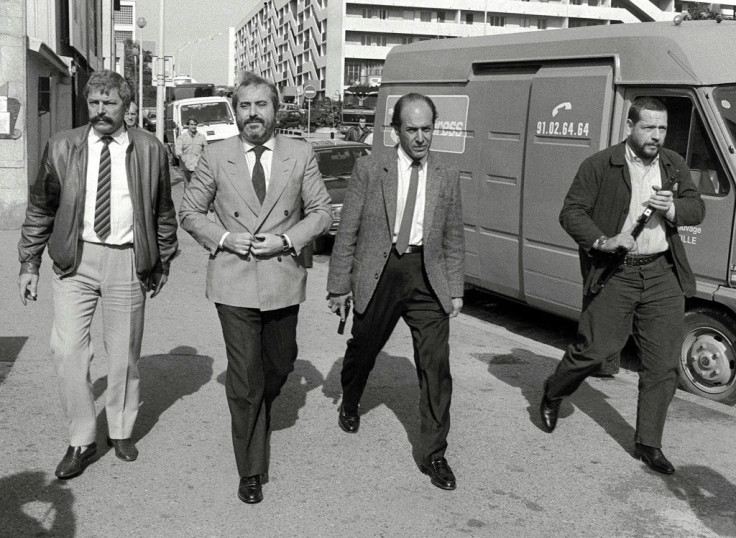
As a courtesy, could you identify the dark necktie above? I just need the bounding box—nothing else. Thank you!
[395,160,421,255]
[251,145,267,204]
[94,135,114,241]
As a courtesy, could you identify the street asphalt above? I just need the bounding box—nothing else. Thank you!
[1,175,736,537]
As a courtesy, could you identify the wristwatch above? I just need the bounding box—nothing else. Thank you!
[594,235,608,250]
[279,234,291,252]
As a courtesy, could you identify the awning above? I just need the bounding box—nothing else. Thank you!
[27,38,72,81]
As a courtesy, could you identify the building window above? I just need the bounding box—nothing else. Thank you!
[520,16,530,28]
[404,10,414,20]
[488,15,505,26]
[114,5,133,25]
[537,18,547,29]
[420,11,431,22]
[465,13,474,24]
[437,11,445,23]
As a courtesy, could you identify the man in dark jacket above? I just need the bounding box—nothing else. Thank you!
[540,97,705,475]
[17,70,178,479]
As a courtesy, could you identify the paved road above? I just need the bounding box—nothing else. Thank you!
[1,172,736,537]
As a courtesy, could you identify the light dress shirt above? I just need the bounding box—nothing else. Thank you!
[82,129,134,245]
[622,142,676,255]
[392,146,427,246]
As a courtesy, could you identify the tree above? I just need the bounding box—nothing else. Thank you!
[683,3,729,20]
[123,38,155,107]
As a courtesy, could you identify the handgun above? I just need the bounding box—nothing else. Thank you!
[337,300,351,335]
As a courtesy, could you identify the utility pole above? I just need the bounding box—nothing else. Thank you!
[155,0,165,142]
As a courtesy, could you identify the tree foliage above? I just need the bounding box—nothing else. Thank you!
[123,38,155,107]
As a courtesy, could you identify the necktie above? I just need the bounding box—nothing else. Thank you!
[251,145,267,204]
[395,160,421,255]
[94,135,114,241]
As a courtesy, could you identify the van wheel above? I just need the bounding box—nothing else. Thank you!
[679,308,736,403]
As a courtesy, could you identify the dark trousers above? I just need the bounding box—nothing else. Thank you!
[545,255,684,447]
[341,250,452,463]
[216,303,299,477]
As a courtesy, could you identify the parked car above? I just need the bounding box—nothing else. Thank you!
[276,110,305,130]
[311,140,371,250]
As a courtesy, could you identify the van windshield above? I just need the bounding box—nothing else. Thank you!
[180,102,233,126]
[714,86,736,148]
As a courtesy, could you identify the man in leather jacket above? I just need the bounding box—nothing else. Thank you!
[17,70,178,479]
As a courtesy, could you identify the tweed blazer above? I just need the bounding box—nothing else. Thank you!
[327,149,465,315]
[179,134,332,310]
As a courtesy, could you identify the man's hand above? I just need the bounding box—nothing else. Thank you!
[598,233,636,253]
[450,297,463,318]
[250,233,284,257]
[150,273,167,298]
[328,292,352,321]
[648,187,674,213]
[18,273,39,306]
[223,232,255,256]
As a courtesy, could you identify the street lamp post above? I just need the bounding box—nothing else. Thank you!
[155,0,165,142]
[137,16,147,128]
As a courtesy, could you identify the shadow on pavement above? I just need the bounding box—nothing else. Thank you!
[0,471,75,537]
[214,359,324,432]
[323,353,423,464]
[664,465,736,536]
[0,336,28,386]
[479,348,636,453]
[92,346,214,458]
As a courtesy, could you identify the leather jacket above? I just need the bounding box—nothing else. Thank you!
[18,124,178,289]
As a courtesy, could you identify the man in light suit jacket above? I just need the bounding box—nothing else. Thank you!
[327,93,465,490]
[179,72,331,504]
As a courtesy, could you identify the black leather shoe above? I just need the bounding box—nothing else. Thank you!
[540,383,562,433]
[55,443,97,479]
[419,457,457,490]
[338,403,360,433]
[106,437,138,462]
[634,443,675,475]
[238,475,263,504]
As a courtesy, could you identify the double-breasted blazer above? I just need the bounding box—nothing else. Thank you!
[179,134,332,311]
[327,149,465,315]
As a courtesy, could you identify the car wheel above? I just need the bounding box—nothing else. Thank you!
[679,307,736,403]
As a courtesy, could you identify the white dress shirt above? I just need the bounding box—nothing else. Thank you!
[393,146,427,246]
[82,129,134,244]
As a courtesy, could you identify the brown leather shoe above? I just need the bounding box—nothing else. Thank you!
[634,443,675,475]
[338,403,360,433]
[55,443,97,479]
[106,437,138,462]
[238,475,263,504]
[419,457,457,490]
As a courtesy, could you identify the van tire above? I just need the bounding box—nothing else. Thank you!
[679,308,736,403]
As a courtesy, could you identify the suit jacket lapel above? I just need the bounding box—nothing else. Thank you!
[255,136,295,230]
[423,155,443,244]
[381,150,398,235]
[224,137,261,217]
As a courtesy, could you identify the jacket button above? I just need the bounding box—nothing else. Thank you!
[623,209,628,214]
[278,256,282,262]
[284,210,289,216]
[374,273,379,279]
[234,211,239,217]
[383,252,387,258]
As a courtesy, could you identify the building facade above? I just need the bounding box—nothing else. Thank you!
[233,0,736,101]
[0,0,116,229]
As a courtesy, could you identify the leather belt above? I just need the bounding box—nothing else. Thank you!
[399,245,423,254]
[623,252,665,267]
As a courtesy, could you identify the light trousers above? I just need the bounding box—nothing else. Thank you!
[51,241,145,446]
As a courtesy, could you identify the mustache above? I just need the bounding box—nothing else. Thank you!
[91,116,112,124]
[245,116,264,125]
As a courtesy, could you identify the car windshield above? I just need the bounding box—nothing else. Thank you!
[316,147,370,178]
[714,86,736,148]
[180,102,233,125]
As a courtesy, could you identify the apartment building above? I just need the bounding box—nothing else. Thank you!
[234,0,735,101]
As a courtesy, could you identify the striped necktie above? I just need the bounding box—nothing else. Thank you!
[94,135,114,241]
[395,160,421,255]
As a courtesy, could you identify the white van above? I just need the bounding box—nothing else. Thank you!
[165,96,238,160]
